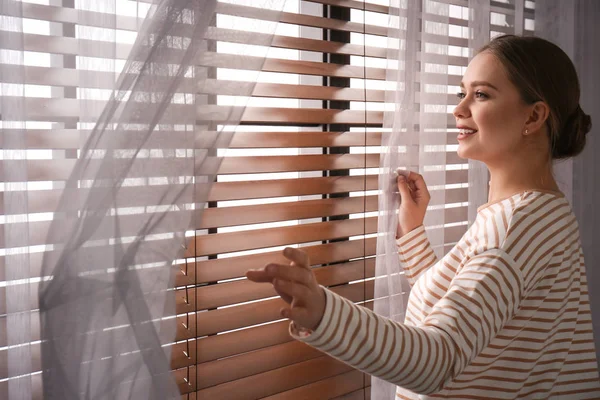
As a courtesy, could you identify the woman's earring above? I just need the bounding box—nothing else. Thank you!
[525,129,529,135]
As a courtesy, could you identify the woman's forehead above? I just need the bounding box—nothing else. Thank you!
[463,51,508,87]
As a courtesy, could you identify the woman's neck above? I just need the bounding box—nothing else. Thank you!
[487,159,560,204]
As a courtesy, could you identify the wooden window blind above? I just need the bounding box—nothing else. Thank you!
[177,1,535,399]
[0,0,535,399]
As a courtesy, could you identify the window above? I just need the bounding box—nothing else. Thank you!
[0,0,535,398]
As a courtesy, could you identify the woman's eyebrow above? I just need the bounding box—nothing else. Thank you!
[460,81,499,91]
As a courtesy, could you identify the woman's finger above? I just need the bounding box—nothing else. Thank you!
[397,175,415,205]
[283,247,310,269]
[273,278,311,304]
[281,305,309,323]
[245,268,272,283]
[274,285,293,305]
[407,171,430,197]
[265,263,313,286]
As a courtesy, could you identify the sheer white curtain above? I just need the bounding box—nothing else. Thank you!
[374,0,545,398]
[0,0,283,399]
[374,1,453,397]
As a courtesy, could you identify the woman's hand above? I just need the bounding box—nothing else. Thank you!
[396,170,430,238]
[246,247,326,331]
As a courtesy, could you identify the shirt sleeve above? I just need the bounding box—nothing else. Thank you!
[290,248,524,395]
[397,225,439,287]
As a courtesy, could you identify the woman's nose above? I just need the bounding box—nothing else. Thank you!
[453,100,470,119]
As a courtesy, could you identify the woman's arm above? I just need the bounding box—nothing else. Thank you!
[395,171,438,286]
[397,225,439,286]
[248,247,523,395]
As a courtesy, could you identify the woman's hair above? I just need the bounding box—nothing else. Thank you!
[478,34,591,159]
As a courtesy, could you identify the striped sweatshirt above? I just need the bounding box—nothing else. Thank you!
[291,190,600,399]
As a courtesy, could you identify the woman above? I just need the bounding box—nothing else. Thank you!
[247,35,600,398]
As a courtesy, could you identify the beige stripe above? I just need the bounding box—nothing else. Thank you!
[353,311,380,367]
[408,296,426,319]
[506,200,566,254]
[508,195,516,209]
[472,267,510,320]
[560,367,600,376]
[503,194,556,244]
[320,294,348,350]
[329,298,361,356]
[399,329,426,388]
[401,235,429,254]
[404,251,436,281]
[407,250,437,275]
[424,311,470,365]
[497,327,574,340]
[500,203,509,230]
[444,393,518,400]
[371,320,397,375]
[330,299,364,356]
[344,306,372,362]
[453,243,467,259]
[522,223,577,283]
[379,322,409,381]
[487,337,573,351]
[437,267,453,283]
[472,254,520,309]
[429,276,447,299]
[504,318,577,333]
[482,212,489,248]
[565,357,598,365]
[491,211,500,246]
[453,371,534,384]
[402,242,433,263]
[519,212,574,279]
[426,334,444,391]
[458,292,494,342]
[519,305,577,313]
[521,191,535,201]
[458,276,504,327]
[429,302,477,351]
[411,330,442,392]
[442,259,458,274]
[531,248,580,285]
[313,291,341,347]
[518,387,554,398]
[552,377,600,389]
[459,364,541,376]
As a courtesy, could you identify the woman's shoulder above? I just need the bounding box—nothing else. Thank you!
[507,190,571,222]
[473,190,575,251]
[500,190,578,257]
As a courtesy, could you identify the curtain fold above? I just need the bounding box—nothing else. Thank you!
[1,1,32,399]
[1,0,284,398]
[374,1,452,398]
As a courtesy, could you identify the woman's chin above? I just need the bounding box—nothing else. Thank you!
[457,146,470,160]
[457,146,481,162]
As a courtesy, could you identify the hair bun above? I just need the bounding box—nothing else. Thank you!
[552,105,591,159]
[579,107,592,136]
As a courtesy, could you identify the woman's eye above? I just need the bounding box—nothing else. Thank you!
[456,92,466,100]
[475,91,488,99]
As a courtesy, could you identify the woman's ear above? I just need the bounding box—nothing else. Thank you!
[523,101,550,135]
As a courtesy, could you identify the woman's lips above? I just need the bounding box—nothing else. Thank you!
[457,128,477,140]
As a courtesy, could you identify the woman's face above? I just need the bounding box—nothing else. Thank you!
[454,51,531,164]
